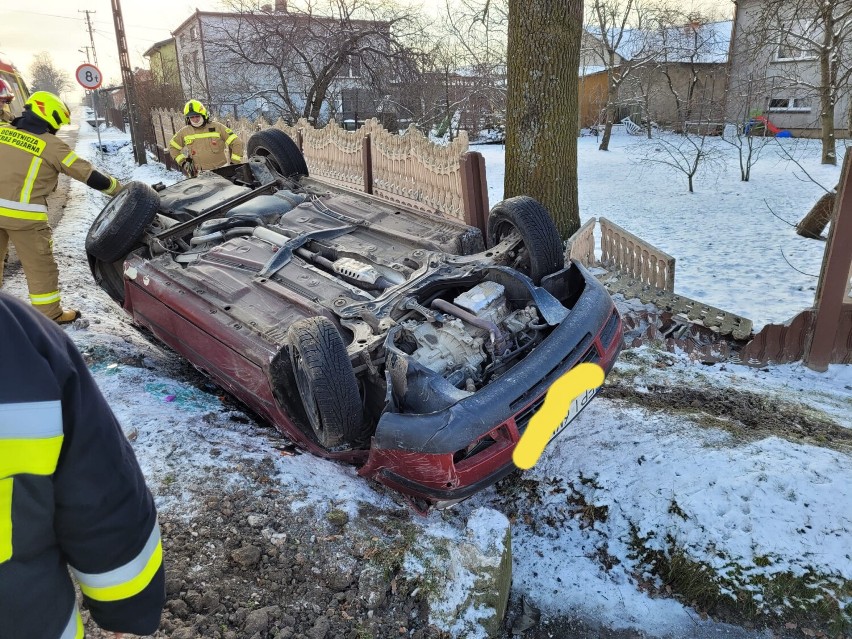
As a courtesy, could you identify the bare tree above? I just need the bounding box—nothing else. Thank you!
[586,0,654,151]
[722,74,775,181]
[746,0,852,165]
[28,52,72,97]
[505,0,583,237]
[634,80,726,192]
[205,0,422,124]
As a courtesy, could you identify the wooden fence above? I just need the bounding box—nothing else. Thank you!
[149,109,488,235]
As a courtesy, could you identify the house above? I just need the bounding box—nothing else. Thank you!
[169,1,391,123]
[726,0,852,138]
[143,38,182,90]
[579,21,732,131]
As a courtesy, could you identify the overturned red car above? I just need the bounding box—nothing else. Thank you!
[86,130,622,510]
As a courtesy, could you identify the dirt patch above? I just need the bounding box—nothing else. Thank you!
[600,379,851,452]
[81,454,450,639]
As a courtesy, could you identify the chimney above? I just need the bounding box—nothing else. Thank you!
[275,0,287,11]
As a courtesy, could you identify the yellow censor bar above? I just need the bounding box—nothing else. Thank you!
[513,363,604,470]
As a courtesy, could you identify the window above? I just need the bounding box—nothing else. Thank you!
[190,26,198,41]
[336,55,362,79]
[776,20,819,60]
[768,97,811,112]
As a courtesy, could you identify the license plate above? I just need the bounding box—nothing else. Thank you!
[549,387,598,443]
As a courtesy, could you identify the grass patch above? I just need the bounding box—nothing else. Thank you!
[629,528,852,635]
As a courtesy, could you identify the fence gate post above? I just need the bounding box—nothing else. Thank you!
[460,151,489,238]
[362,133,373,194]
[804,152,852,371]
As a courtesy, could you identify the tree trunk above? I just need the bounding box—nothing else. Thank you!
[505,0,583,238]
[599,101,615,151]
[819,49,836,165]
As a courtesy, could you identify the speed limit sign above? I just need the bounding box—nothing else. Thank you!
[75,63,103,90]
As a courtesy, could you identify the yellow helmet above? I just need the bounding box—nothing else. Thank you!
[25,91,71,130]
[183,99,207,120]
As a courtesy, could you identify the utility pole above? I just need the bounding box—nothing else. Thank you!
[79,11,103,153]
[79,10,99,65]
[79,46,92,64]
[110,0,147,164]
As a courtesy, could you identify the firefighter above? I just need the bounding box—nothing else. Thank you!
[0,291,166,638]
[0,78,14,124]
[0,91,122,324]
[168,99,244,176]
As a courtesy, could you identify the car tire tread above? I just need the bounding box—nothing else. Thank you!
[86,181,160,263]
[486,195,563,284]
[288,317,366,448]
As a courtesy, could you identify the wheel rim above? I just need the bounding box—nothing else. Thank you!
[254,146,284,174]
[90,189,130,241]
[494,220,531,273]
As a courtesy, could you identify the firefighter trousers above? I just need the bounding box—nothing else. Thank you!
[0,217,62,320]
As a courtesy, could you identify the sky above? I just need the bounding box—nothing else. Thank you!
[1,112,848,637]
[1,0,736,104]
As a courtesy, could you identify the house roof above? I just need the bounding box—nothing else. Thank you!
[585,19,732,65]
[143,38,175,58]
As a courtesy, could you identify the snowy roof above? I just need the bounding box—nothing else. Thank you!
[585,20,732,65]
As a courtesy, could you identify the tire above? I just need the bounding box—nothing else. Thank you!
[247,129,308,177]
[87,254,127,305]
[287,316,367,449]
[86,181,160,263]
[486,196,563,284]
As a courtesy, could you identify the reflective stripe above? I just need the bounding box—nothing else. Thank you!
[169,138,183,150]
[29,290,61,306]
[0,206,48,221]
[61,151,78,167]
[0,400,63,480]
[175,153,186,164]
[184,132,220,142]
[0,401,63,439]
[20,157,42,203]
[231,154,241,162]
[225,133,238,145]
[103,177,119,195]
[0,197,48,213]
[73,521,163,602]
[0,479,11,563]
[59,602,84,639]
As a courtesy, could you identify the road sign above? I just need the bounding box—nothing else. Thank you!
[75,63,102,90]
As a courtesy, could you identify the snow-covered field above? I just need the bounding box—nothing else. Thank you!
[4,117,850,638]
[479,130,846,331]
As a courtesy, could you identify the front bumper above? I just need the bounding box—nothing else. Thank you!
[359,267,623,504]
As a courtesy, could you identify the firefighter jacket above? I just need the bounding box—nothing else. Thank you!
[0,292,165,639]
[0,116,120,224]
[169,120,244,171]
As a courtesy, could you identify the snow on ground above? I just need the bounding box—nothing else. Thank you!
[4,115,850,637]
[477,130,847,331]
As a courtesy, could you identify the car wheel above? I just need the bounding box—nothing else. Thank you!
[287,316,367,449]
[86,181,160,263]
[246,129,308,177]
[88,255,127,304]
[486,196,563,284]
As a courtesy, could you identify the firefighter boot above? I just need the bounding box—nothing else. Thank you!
[54,308,81,324]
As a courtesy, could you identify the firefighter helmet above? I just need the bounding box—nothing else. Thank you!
[0,78,14,104]
[183,99,208,125]
[25,91,71,130]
